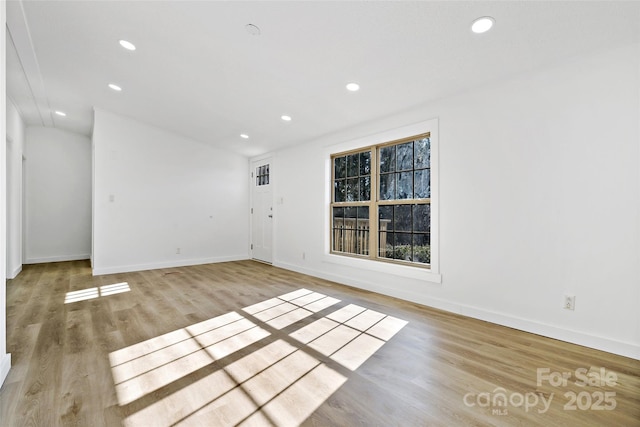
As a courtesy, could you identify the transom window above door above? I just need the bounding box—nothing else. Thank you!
[256,164,270,186]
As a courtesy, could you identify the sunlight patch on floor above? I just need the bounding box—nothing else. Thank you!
[64,282,130,304]
[247,363,347,427]
[123,340,298,426]
[64,287,99,304]
[110,312,270,405]
[242,289,341,330]
[113,288,407,426]
[291,303,408,371]
[100,282,131,296]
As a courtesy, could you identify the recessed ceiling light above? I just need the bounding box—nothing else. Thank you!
[281,115,292,121]
[346,82,360,92]
[471,16,495,34]
[108,83,122,92]
[119,39,136,51]
[54,111,66,117]
[240,134,249,139]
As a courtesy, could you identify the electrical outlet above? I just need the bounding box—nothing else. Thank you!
[564,295,575,310]
[302,251,306,260]
[176,247,181,255]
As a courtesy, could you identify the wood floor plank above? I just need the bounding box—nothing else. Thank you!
[1,260,639,427]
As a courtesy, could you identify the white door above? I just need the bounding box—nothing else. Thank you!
[251,158,273,263]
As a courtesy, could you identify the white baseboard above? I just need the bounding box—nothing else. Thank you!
[459,305,640,360]
[92,254,250,276]
[25,254,90,264]
[274,260,462,313]
[0,353,11,388]
[7,264,22,279]
[274,261,640,360]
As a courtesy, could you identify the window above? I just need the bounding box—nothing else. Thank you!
[256,164,270,186]
[331,134,431,267]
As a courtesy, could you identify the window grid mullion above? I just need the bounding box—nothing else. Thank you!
[369,148,378,260]
[378,199,431,206]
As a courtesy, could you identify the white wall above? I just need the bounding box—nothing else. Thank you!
[92,109,249,275]
[266,42,640,359]
[637,41,640,364]
[6,98,25,278]
[24,126,91,263]
[1,0,13,387]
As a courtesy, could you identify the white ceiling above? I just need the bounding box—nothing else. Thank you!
[6,1,640,157]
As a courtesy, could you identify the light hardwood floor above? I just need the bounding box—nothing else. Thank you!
[1,260,638,426]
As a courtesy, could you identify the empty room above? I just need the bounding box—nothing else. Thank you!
[1,1,639,426]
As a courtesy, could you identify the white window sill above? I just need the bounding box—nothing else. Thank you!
[323,253,442,284]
